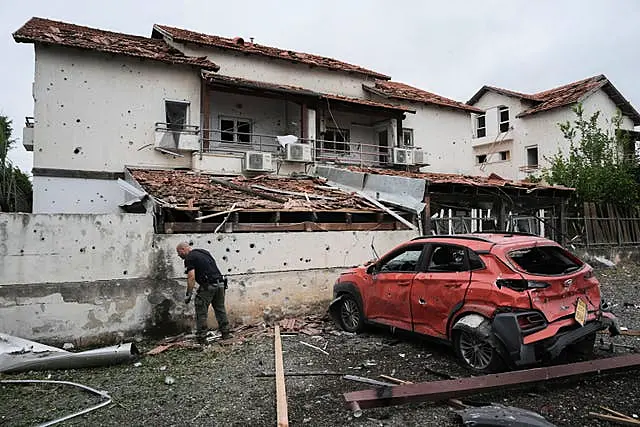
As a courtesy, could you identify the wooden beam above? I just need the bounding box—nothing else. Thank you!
[422,191,432,236]
[201,80,211,150]
[210,177,287,203]
[251,184,336,200]
[274,325,289,427]
[163,222,400,233]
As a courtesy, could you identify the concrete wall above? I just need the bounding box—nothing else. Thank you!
[0,212,416,343]
[470,89,636,180]
[33,176,126,214]
[175,42,378,99]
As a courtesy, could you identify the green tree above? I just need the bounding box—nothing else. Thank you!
[0,115,32,212]
[543,104,639,209]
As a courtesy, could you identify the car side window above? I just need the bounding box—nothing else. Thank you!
[427,245,469,272]
[468,250,485,270]
[378,246,424,273]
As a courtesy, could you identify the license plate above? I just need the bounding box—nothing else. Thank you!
[575,298,587,326]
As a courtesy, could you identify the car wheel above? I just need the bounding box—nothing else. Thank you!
[338,294,364,333]
[453,323,505,374]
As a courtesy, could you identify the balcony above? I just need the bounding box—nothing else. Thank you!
[154,122,200,156]
[23,117,34,151]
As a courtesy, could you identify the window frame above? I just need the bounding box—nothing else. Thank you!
[499,150,510,161]
[476,154,488,164]
[219,116,254,144]
[165,100,190,132]
[322,127,351,154]
[525,145,539,168]
[499,106,510,133]
[372,244,427,274]
[476,114,487,138]
[425,243,472,273]
[402,128,414,147]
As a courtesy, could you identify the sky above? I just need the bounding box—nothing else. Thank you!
[2,0,639,175]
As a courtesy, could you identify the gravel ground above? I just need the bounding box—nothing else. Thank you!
[1,264,640,426]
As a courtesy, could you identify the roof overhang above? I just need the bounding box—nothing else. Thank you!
[202,72,415,114]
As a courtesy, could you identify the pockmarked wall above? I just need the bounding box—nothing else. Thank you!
[0,212,416,343]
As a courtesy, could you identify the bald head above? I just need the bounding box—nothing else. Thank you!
[176,242,192,259]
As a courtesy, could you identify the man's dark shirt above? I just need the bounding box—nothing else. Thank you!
[184,249,223,286]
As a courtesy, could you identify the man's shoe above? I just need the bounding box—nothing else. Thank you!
[221,332,233,340]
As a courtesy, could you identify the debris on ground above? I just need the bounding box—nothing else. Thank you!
[455,404,557,427]
[0,333,138,373]
[588,406,640,425]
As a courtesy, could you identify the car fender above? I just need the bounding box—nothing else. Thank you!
[452,313,487,331]
[330,282,365,322]
[452,313,510,365]
[448,304,496,338]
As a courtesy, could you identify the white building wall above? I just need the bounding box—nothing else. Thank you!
[469,89,636,180]
[175,42,377,98]
[399,103,474,174]
[33,176,126,214]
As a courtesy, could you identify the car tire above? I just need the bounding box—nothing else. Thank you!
[453,321,505,374]
[337,294,364,333]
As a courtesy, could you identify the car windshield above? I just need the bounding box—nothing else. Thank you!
[508,245,583,276]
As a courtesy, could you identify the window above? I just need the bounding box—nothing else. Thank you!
[323,127,350,154]
[378,246,424,273]
[476,154,487,164]
[220,117,253,143]
[468,250,485,270]
[476,114,486,138]
[499,106,509,133]
[165,101,189,131]
[526,146,539,168]
[402,128,414,147]
[508,246,582,275]
[427,245,469,272]
[499,150,510,161]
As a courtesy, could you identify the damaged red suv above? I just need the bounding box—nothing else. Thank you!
[330,233,619,373]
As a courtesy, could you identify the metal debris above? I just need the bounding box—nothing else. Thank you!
[0,333,138,373]
[0,379,111,426]
[455,404,556,427]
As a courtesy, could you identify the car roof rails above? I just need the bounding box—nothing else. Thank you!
[410,234,493,243]
[470,231,542,238]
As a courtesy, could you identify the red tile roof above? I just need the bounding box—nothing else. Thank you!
[202,72,415,113]
[153,24,390,80]
[467,75,640,125]
[13,17,219,71]
[365,81,483,113]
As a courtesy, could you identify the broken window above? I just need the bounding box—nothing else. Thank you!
[323,128,350,154]
[508,246,582,275]
[378,246,424,273]
[165,101,189,132]
[526,146,539,168]
[476,114,486,138]
[427,245,469,272]
[402,128,414,147]
[499,150,510,161]
[476,154,487,164]
[499,106,510,133]
[219,117,253,143]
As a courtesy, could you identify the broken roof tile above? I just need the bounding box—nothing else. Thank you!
[14,17,219,71]
[153,24,390,79]
[129,169,383,212]
[366,81,483,113]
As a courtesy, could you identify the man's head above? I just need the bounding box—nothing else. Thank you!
[176,242,192,259]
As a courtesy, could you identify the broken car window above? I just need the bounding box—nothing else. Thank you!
[428,245,468,272]
[378,247,423,273]
[508,246,582,275]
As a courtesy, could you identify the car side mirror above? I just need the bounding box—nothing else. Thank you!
[366,264,378,275]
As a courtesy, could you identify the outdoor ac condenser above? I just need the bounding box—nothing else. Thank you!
[392,147,414,165]
[243,151,274,172]
[413,148,426,165]
[285,143,312,162]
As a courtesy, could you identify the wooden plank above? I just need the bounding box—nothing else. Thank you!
[251,184,336,201]
[588,412,640,426]
[210,177,287,203]
[274,325,289,427]
[164,222,400,233]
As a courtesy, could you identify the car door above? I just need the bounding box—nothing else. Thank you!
[410,244,473,338]
[366,243,426,331]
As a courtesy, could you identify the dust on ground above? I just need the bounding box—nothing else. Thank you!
[1,264,640,426]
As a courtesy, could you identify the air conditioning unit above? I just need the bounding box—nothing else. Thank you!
[413,148,426,165]
[392,147,414,165]
[244,151,274,172]
[285,142,312,162]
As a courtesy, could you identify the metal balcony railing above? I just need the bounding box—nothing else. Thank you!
[25,116,34,128]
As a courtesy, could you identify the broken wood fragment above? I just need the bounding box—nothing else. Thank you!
[343,375,395,388]
[274,325,289,427]
[210,177,286,203]
[589,412,640,426]
[299,340,329,356]
[257,371,343,378]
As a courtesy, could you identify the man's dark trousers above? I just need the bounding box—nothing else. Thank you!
[195,285,230,341]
